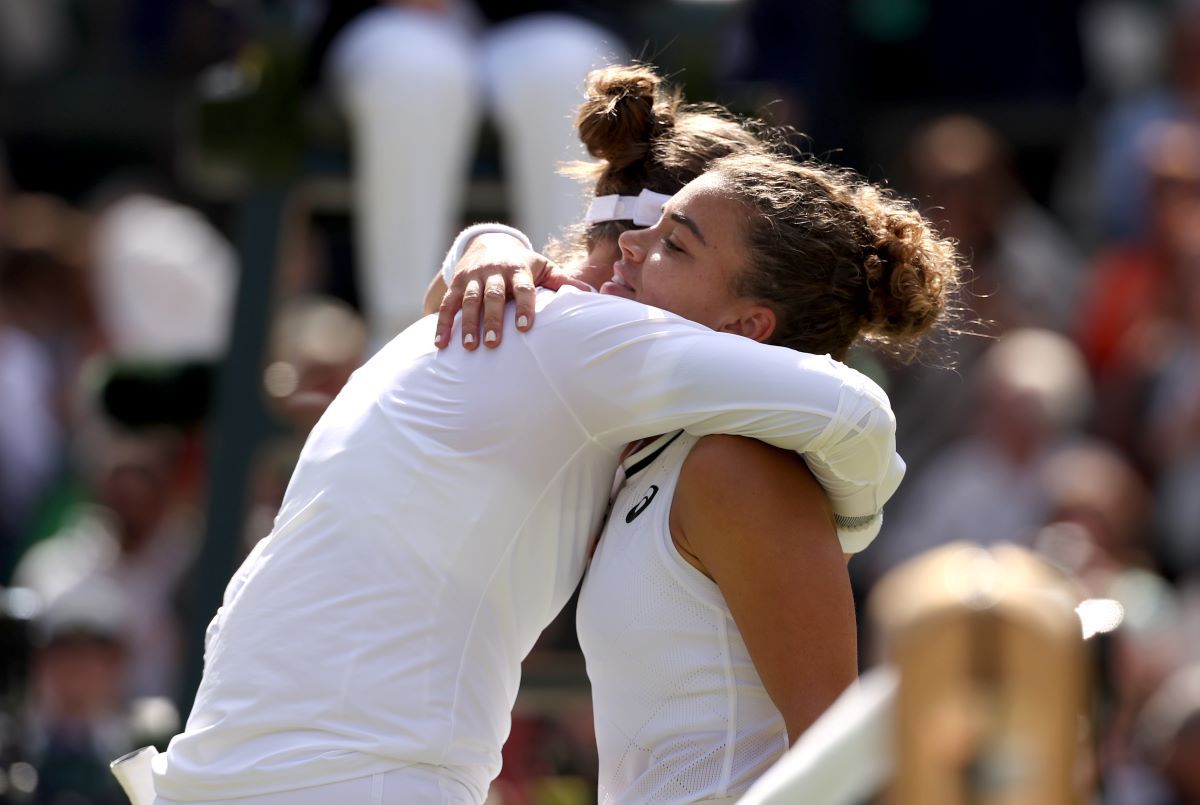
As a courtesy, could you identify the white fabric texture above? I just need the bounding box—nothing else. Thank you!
[329,8,621,342]
[153,763,476,805]
[577,431,788,804]
[154,288,902,802]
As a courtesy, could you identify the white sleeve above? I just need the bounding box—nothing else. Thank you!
[530,292,905,551]
[440,224,534,286]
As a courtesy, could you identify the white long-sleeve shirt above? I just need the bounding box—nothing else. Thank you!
[155,288,903,801]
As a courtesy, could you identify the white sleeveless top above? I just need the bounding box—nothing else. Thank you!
[577,431,789,805]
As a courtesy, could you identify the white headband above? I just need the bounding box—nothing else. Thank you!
[584,188,673,227]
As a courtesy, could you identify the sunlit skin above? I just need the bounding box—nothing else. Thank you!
[593,174,777,342]
[573,238,622,293]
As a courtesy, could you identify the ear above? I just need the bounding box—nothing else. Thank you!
[719,304,776,343]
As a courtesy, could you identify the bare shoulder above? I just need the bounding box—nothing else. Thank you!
[674,435,831,539]
[674,435,856,742]
[679,435,820,496]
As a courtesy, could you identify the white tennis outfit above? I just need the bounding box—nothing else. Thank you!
[153,288,902,803]
[579,431,810,804]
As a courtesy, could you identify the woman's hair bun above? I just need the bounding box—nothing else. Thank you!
[576,64,676,172]
[857,187,958,343]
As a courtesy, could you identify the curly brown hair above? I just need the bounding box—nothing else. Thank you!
[560,64,961,358]
[708,152,963,360]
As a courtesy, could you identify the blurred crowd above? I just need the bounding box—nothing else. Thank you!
[1,1,1199,803]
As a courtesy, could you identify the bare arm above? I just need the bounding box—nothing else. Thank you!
[671,435,859,743]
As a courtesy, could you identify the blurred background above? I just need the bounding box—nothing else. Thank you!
[0,0,1199,803]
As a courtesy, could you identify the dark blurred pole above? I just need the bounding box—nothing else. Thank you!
[175,0,304,717]
[179,185,284,716]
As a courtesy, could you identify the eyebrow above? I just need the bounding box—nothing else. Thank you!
[669,211,707,246]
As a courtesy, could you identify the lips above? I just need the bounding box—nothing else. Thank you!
[599,281,634,299]
[600,263,636,299]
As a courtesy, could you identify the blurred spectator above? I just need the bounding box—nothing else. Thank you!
[1109,663,1200,804]
[906,114,1085,334]
[13,428,199,700]
[0,193,104,580]
[1078,0,1167,103]
[0,250,70,580]
[24,580,134,805]
[262,294,367,433]
[1090,0,1200,245]
[0,0,68,81]
[1052,0,1165,247]
[89,191,236,362]
[1078,120,1200,470]
[1031,442,1183,805]
[1145,197,1200,581]
[306,0,626,343]
[5,194,99,355]
[1035,441,1156,590]
[860,329,1093,585]
[878,115,1085,483]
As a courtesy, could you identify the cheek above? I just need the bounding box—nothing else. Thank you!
[579,242,623,289]
[641,262,734,328]
[574,262,612,291]
[640,271,696,314]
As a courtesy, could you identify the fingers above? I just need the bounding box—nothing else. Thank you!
[481,273,507,348]
[512,266,537,333]
[436,250,566,349]
[460,278,483,350]
[541,262,595,293]
[435,283,466,349]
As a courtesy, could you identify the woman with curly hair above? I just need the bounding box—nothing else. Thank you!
[439,64,960,803]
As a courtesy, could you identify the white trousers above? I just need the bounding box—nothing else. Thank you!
[153,764,481,805]
[328,6,622,343]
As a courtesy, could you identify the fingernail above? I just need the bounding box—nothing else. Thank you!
[517,315,529,329]
[464,333,476,345]
[434,330,443,343]
[484,330,498,344]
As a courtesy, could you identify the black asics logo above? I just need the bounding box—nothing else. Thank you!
[625,485,660,523]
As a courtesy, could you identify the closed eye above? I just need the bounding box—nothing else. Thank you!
[661,236,684,253]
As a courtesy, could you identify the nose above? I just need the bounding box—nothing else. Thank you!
[616,228,648,289]
[617,227,647,265]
